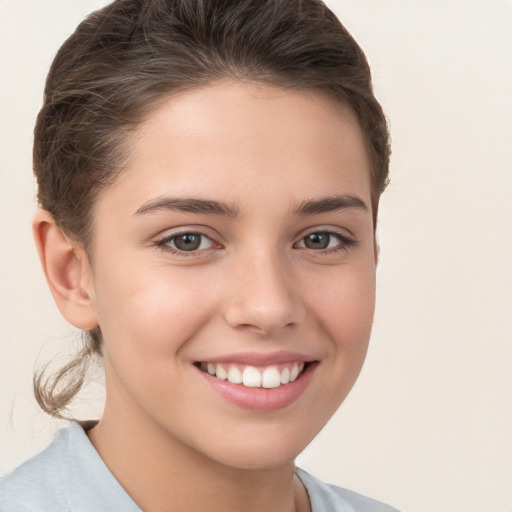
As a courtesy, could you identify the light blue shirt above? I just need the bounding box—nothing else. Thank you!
[0,422,400,511]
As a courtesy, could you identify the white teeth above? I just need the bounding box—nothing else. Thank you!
[227,366,242,384]
[200,361,307,387]
[242,366,262,387]
[289,363,299,382]
[216,364,227,380]
[262,366,281,388]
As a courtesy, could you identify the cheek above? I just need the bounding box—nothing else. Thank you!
[92,262,220,357]
[305,262,376,352]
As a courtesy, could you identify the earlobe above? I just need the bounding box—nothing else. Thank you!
[33,209,98,330]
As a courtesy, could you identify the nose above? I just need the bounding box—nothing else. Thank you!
[223,249,305,336]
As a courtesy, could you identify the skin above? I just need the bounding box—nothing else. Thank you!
[34,81,377,512]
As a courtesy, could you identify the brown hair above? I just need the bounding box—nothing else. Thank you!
[33,0,390,418]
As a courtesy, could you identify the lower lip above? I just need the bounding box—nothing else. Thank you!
[196,363,316,412]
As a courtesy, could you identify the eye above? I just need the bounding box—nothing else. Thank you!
[295,231,355,252]
[157,232,215,253]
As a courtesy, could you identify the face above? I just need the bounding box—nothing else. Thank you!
[85,81,376,470]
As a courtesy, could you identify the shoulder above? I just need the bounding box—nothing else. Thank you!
[0,426,68,511]
[296,468,401,512]
[0,421,139,512]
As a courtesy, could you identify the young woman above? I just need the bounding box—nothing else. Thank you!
[0,0,398,510]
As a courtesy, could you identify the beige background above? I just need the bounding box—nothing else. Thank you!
[0,1,511,511]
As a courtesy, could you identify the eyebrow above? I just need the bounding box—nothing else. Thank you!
[294,194,369,216]
[134,193,368,218]
[134,197,240,217]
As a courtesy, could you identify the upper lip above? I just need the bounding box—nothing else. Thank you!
[195,350,317,366]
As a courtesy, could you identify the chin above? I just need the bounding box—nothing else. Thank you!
[193,422,319,471]
[211,446,301,471]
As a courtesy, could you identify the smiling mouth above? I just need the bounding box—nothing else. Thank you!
[195,361,309,389]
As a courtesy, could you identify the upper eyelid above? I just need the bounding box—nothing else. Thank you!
[160,232,212,242]
[155,225,222,241]
[295,231,351,246]
[155,232,220,257]
[153,225,355,246]
[293,228,357,253]
[295,226,355,241]
[157,231,218,248]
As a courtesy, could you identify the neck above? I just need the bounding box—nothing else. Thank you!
[87,403,310,512]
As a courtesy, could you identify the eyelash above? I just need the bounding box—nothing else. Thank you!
[295,230,357,254]
[155,232,217,257]
[155,229,357,257]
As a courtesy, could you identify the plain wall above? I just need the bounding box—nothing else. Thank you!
[0,1,510,511]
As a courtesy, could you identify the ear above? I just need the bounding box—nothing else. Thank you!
[33,209,98,330]
[374,235,380,266]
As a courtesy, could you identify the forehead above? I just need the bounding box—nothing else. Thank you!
[99,81,372,216]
